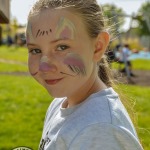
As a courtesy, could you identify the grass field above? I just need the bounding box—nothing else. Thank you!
[112,59,150,71]
[0,45,28,62]
[0,75,51,150]
[0,46,150,150]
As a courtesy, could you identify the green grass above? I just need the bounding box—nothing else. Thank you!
[0,45,28,72]
[0,63,28,72]
[132,59,150,70]
[0,75,52,150]
[0,75,149,149]
[0,46,150,150]
[112,59,150,70]
[0,45,28,62]
[116,84,150,150]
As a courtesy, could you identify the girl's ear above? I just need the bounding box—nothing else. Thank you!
[93,31,110,62]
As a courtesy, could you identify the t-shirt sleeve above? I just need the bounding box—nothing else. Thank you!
[69,123,143,150]
[43,98,63,126]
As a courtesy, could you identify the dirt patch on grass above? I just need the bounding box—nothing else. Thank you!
[0,58,27,65]
[0,71,29,76]
[115,70,150,87]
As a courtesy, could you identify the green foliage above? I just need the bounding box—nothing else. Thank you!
[137,2,150,36]
[102,4,125,31]
[1,17,20,38]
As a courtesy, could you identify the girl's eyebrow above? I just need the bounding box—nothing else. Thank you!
[26,43,37,47]
[27,38,72,47]
[50,38,72,43]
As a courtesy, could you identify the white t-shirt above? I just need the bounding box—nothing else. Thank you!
[39,88,143,150]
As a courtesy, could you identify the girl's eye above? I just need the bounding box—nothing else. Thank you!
[29,49,41,54]
[56,45,69,51]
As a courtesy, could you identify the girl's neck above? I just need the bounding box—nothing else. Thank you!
[62,77,107,108]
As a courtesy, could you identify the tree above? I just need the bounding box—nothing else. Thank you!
[137,2,150,36]
[102,4,125,31]
[11,17,19,34]
[136,2,150,49]
[102,4,126,43]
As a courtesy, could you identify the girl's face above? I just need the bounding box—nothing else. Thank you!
[26,9,99,98]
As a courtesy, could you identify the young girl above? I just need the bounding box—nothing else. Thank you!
[26,0,143,149]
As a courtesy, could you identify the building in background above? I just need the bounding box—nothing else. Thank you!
[0,0,10,23]
[0,0,10,44]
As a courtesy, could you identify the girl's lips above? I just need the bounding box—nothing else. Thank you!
[45,78,63,85]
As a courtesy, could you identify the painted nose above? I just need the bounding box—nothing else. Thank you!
[39,62,57,72]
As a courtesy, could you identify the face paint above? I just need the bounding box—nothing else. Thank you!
[31,72,38,76]
[63,53,86,76]
[26,21,34,43]
[39,56,56,72]
[36,29,41,37]
[36,28,52,37]
[55,17,75,40]
[41,56,49,63]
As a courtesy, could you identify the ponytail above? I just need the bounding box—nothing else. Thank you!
[98,55,114,87]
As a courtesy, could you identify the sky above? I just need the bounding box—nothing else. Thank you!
[11,0,148,30]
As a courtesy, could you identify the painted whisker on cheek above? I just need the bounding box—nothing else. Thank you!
[60,72,77,77]
[63,53,86,76]
[69,65,86,76]
[31,71,38,76]
[68,65,75,73]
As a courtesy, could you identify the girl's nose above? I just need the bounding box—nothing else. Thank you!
[39,62,57,72]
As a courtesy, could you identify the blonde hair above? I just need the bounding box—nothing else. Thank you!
[28,0,114,87]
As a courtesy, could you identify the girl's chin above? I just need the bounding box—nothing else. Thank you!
[46,90,67,98]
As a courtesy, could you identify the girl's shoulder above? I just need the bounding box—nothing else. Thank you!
[68,123,143,150]
[60,88,137,138]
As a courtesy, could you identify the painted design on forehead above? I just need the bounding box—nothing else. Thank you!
[63,53,86,76]
[26,21,34,43]
[36,28,52,37]
[55,17,75,40]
